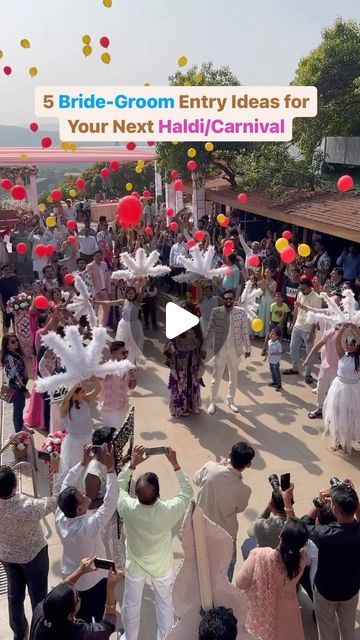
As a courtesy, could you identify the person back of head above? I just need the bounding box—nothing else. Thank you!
[317,502,337,525]
[330,484,359,520]
[0,465,17,498]
[37,583,76,640]
[135,472,160,506]
[229,442,255,471]
[57,487,79,518]
[199,606,237,640]
[279,518,309,580]
[92,426,115,447]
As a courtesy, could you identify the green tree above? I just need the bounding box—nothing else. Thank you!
[291,18,360,160]
[66,162,156,199]
[156,62,247,187]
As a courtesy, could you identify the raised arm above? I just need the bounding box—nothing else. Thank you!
[335,324,347,359]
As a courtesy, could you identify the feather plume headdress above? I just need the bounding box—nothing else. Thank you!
[36,326,133,397]
[67,275,97,328]
[111,248,170,281]
[173,245,228,284]
[306,290,360,329]
[240,281,262,320]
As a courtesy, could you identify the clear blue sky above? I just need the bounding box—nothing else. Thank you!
[0,0,359,125]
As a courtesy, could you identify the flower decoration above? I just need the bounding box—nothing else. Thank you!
[6,292,32,315]
[111,248,171,282]
[8,432,31,450]
[41,430,66,456]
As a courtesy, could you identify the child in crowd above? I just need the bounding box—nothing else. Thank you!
[267,326,283,391]
[263,291,289,354]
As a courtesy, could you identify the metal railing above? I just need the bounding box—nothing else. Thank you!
[0,431,38,471]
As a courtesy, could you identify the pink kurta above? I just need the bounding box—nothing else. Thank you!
[235,547,306,640]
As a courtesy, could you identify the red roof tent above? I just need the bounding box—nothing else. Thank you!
[0,147,156,165]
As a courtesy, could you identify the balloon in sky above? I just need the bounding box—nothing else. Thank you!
[103,0,112,6]
[29,122,38,132]
[41,137,52,149]
[50,189,62,201]
[29,67,37,77]
[101,52,111,64]
[3,66,12,76]
[11,185,26,200]
[82,35,91,44]
[178,55,187,67]
[126,142,136,151]
[100,36,110,48]
[83,45,92,57]
[20,39,30,48]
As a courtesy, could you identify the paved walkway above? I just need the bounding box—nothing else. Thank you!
[1,299,360,639]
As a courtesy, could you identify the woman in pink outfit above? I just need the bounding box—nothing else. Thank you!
[235,517,309,640]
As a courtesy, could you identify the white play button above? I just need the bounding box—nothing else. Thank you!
[165,302,199,340]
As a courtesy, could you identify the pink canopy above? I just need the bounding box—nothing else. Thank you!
[0,146,156,165]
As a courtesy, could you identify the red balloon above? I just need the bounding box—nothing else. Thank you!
[126,142,136,151]
[34,295,49,310]
[142,189,152,199]
[1,178,13,190]
[68,236,78,245]
[100,167,110,178]
[16,242,27,254]
[3,66,12,76]
[337,175,354,192]
[11,185,26,200]
[131,191,140,199]
[223,245,233,257]
[109,161,119,171]
[116,195,142,227]
[46,245,55,256]
[187,239,196,249]
[169,221,179,232]
[173,179,184,192]
[194,230,205,242]
[67,220,77,230]
[144,226,153,236]
[219,216,230,228]
[237,193,248,204]
[35,244,47,258]
[224,240,234,250]
[248,255,260,267]
[76,178,86,190]
[147,141,155,147]
[170,169,179,180]
[64,273,75,285]
[224,266,233,276]
[166,208,175,218]
[282,230,292,241]
[100,36,110,48]
[41,137,52,149]
[187,160,197,172]
[29,122,39,132]
[51,189,62,201]
[280,246,296,264]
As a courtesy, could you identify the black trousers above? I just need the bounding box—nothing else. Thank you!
[78,577,107,623]
[143,299,157,328]
[2,545,49,640]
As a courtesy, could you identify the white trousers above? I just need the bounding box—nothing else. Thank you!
[100,408,127,429]
[210,348,240,404]
[120,569,175,640]
[316,368,336,410]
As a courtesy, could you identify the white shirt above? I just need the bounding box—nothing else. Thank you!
[78,235,98,256]
[55,462,118,590]
[65,206,77,222]
[169,242,186,267]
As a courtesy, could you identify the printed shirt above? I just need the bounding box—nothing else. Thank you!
[98,374,130,412]
[270,302,289,323]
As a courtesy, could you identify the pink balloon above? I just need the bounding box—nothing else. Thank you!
[237,193,248,204]
[280,246,296,264]
[248,255,260,267]
[337,175,354,192]
[101,167,110,178]
[100,36,110,48]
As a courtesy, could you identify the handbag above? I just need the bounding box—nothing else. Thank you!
[0,384,16,403]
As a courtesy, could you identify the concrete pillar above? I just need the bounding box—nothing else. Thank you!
[192,173,206,225]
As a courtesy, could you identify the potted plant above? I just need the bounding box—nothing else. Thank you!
[9,432,31,461]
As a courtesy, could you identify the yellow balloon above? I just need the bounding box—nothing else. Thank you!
[101,52,111,65]
[171,141,179,145]
[103,0,112,6]
[0,51,3,60]
[251,318,263,333]
[29,66,37,77]
[178,55,187,67]
[82,45,92,57]
[47,196,53,204]
[60,141,70,150]
[194,73,203,83]
[187,148,196,158]
[144,82,150,86]
[20,153,28,161]
[217,214,226,225]
[38,203,46,213]
[82,35,91,44]
[137,159,145,167]
[69,189,77,198]
[135,166,142,174]
[275,237,289,253]
[125,182,133,191]
[69,143,77,151]
[20,39,30,49]
[46,216,57,228]
[298,243,311,258]
[205,142,214,152]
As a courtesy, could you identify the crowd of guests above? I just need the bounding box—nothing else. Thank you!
[0,199,359,640]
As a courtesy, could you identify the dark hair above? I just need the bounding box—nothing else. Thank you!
[76,257,86,265]
[1,333,23,366]
[42,265,53,275]
[318,502,337,525]
[330,484,359,516]
[270,326,282,339]
[56,266,66,287]
[92,426,115,446]
[227,253,237,265]
[332,267,343,277]
[275,291,284,298]
[93,250,102,257]
[38,583,76,640]
[223,289,235,298]
[300,277,312,287]
[271,490,285,513]
[1,264,10,271]
[202,283,212,292]
[229,442,255,470]
[126,286,137,296]
[135,472,160,505]
[109,340,125,354]
[0,465,17,498]
[199,606,237,640]
[58,487,79,518]
[278,518,309,580]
